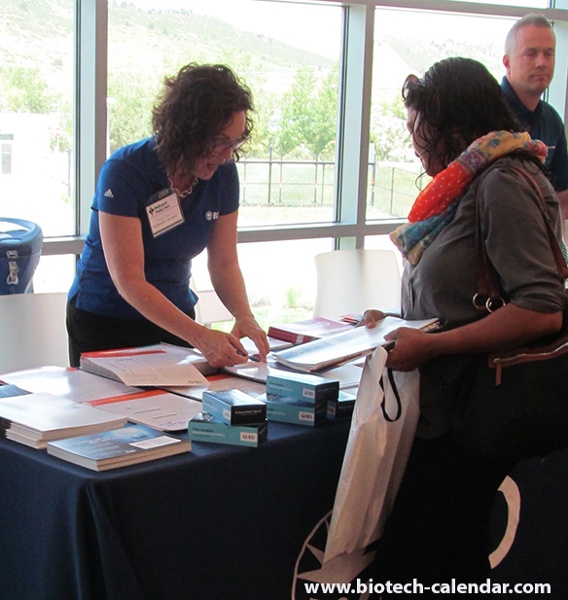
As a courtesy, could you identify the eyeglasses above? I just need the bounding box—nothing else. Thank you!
[210,135,249,155]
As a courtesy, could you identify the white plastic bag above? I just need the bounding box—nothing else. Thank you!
[324,346,420,563]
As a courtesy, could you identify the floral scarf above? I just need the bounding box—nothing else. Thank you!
[390,130,548,265]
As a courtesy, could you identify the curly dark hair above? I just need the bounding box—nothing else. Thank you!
[152,63,254,175]
[402,57,521,169]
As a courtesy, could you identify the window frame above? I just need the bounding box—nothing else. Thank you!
[42,0,568,259]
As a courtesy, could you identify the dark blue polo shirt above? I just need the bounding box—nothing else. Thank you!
[501,76,568,193]
[69,138,239,319]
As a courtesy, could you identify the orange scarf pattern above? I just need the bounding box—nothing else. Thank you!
[390,130,548,264]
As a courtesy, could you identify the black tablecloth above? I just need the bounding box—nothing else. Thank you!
[490,450,568,598]
[0,420,350,600]
[2,418,568,600]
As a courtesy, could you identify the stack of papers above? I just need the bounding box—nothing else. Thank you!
[223,358,363,390]
[267,317,354,344]
[1,366,142,403]
[80,343,211,386]
[88,389,203,432]
[272,316,439,372]
[162,373,266,402]
[0,392,128,449]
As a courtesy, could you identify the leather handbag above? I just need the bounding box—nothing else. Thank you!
[451,164,568,465]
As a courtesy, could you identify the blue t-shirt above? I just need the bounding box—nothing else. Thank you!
[69,138,239,319]
[501,77,568,192]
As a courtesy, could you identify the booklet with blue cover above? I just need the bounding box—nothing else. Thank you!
[46,423,191,471]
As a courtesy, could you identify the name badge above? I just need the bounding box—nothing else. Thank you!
[145,191,184,237]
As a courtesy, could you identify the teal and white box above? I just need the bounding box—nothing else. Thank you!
[259,393,327,426]
[327,390,356,420]
[188,413,267,447]
[201,388,266,425]
[266,371,339,404]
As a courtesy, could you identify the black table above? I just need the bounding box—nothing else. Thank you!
[2,415,568,600]
[0,420,351,600]
[490,450,568,598]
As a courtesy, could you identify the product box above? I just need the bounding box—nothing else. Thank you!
[258,393,327,427]
[326,390,357,420]
[188,412,267,447]
[265,371,339,404]
[201,389,266,425]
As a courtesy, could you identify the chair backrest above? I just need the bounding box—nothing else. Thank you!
[190,278,233,328]
[313,248,402,320]
[0,292,69,374]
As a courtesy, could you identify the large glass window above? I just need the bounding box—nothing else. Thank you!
[0,0,75,237]
[192,238,331,328]
[368,8,515,222]
[3,0,568,311]
[108,0,343,227]
[1,136,13,175]
[451,0,547,5]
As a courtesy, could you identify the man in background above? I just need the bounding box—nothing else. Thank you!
[502,14,568,227]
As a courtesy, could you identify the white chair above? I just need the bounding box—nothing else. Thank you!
[313,248,402,320]
[0,292,69,374]
[190,277,233,328]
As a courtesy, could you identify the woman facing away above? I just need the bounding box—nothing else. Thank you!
[363,57,566,593]
[66,63,269,368]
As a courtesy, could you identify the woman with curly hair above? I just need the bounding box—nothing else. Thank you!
[67,63,268,367]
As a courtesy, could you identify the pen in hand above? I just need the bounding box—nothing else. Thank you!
[236,350,261,362]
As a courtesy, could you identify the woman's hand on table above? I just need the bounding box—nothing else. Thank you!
[231,315,270,362]
[192,327,250,368]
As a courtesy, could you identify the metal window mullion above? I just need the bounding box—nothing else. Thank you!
[335,3,375,251]
[76,0,108,238]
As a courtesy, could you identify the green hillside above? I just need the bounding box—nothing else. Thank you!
[0,0,507,158]
[0,0,506,96]
[109,3,332,70]
[0,0,333,89]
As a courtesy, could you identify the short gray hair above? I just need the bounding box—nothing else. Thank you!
[505,13,554,55]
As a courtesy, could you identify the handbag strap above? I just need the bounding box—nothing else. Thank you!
[513,167,568,277]
[380,368,402,422]
[474,163,568,313]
